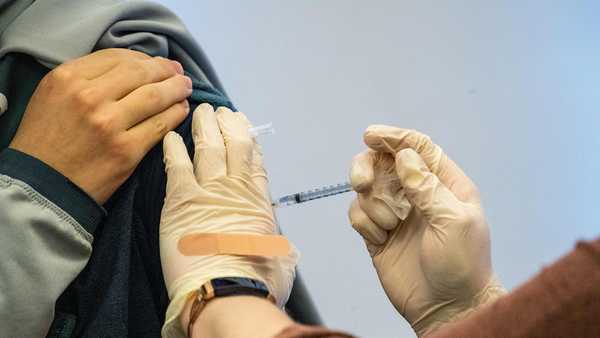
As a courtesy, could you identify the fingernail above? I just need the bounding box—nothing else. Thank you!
[184,76,193,89]
[183,100,190,111]
[173,61,184,74]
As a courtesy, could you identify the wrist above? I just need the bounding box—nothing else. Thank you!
[414,277,507,337]
[181,295,293,338]
[0,147,106,232]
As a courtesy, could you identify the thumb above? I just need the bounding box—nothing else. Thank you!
[349,150,375,192]
[395,148,463,227]
[163,131,197,193]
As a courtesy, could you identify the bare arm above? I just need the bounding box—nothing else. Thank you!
[181,296,293,338]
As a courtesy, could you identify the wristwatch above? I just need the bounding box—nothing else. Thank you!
[186,277,275,336]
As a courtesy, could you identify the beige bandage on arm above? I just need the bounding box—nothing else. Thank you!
[178,234,291,256]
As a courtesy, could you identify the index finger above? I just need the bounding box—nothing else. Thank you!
[363,125,479,203]
[192,103,227,184]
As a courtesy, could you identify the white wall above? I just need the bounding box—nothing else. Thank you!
[156,1,600,336]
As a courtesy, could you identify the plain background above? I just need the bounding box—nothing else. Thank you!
[156,1,599,337]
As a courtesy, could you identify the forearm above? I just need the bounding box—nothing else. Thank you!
[181,296,294,338]
[425,237,600,338]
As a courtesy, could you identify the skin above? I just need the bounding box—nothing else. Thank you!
[9,48,193,204]
[180,296,293,338]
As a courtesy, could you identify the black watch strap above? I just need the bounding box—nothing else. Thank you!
[187,277,275,337]
[209,277,271,298]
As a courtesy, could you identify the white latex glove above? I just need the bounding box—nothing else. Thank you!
[349,125,506,336]
[160,103,298,338]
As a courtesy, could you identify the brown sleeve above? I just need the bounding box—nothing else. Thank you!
[425,237,600,338]
[273,324,356,338]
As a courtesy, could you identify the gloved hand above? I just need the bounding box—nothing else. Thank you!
[159,104,298,338]
[348,125,506,336]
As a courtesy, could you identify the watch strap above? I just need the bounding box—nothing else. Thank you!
[187,277,274,337]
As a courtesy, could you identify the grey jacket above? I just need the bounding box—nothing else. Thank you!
[0,1,223,336]
[0,149,101,337]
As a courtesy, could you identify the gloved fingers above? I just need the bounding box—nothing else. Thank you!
[395,148,464,226]
[365,241,381,257]
[364,125,480,203]
[350,149,403,230]
[363,125,439,167]
[357,192,400,230]
[216,107,253,178]
[192,103,227,184]
[163,131,197,192]
[379,189,412,220]
[349,199,388,247]
[237,113,270,194]
[250,143,269,196]
[349,150,375,192]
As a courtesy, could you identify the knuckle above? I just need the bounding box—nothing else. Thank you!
[151,118,170,138]
[154,56,175,73]
[410,131,430,152]
[74,87,101,108]
[48,66,75,83]
[88,114,114,136]
[144,86,163,106]
[126,60,149,81]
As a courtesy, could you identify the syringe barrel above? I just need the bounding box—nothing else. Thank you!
[275,194,301,207]
[272,182,354,208]
[297,182,352,203]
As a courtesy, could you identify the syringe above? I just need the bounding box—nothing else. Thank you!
[272,182,353,207]
[249,125,354,207]
[248,122,275,137]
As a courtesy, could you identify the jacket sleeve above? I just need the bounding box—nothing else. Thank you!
[425,237,600,338]
[0,148,105,337]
